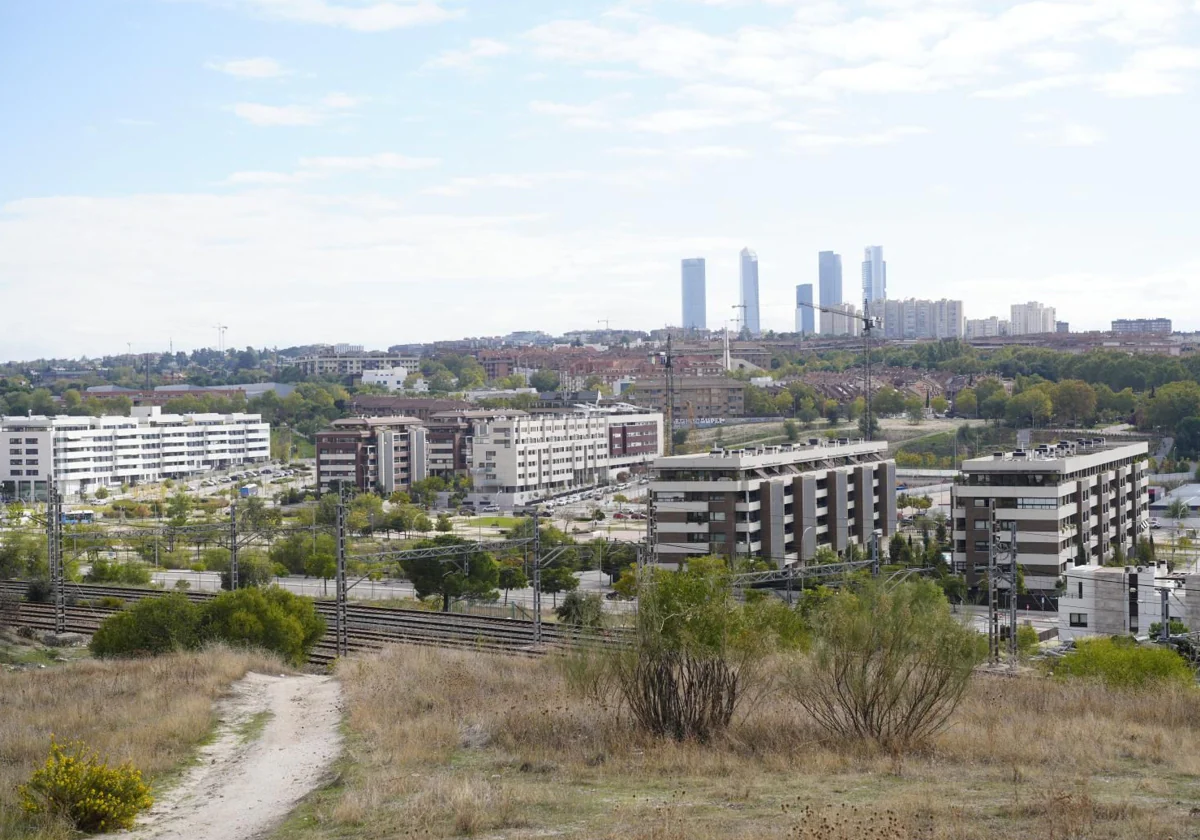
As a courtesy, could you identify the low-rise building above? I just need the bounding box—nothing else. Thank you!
[1057,564,1187,640]
[315,417,427,494]
[1111,318,1172,335]
[625,376,746,418]
[649,439,897,566]
[468,408,663,507]
[287,350,420,378]
[361,367,417,391]
[1,407,270,500]
[952,439,1150,596]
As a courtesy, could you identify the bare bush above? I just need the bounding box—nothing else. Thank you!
[788,579,980,749]
[620,650,740,742]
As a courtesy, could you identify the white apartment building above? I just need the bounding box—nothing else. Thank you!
[0,407,270,500]
[468,408,663,507]
[650,439,897,566]
[1056,564,1190,641]
[1010,302,1057,336]
[952,439,1150,596]
[965,317,1010,339]
[819,303,861,337]
[361,367,420,391]
[880,298,965,340]
[287,352,420,378]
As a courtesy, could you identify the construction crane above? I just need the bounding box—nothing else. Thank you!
[213,323,228,353]
[651,334,676,455]
[798,298,882,441]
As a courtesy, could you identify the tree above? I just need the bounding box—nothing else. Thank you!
[905,397,925,425]
[787,579,981,748]
[540,566,578,607]
[1051,380,1097,425]
[930,396,949,415]
[783,419,799,442]
[1146,380,1200,430]
[400,535,500,611]
[1006,388,1052,427]
[556,592,604,628]
[435,513,453,532]
[498,563,528,604]
[529,369,560,392]
[954,387,977,417]
[165,491,193,526]
[1176,417,1200,460]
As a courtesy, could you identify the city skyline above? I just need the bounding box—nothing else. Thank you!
[739,248,761,337]
[3,0,1200,358]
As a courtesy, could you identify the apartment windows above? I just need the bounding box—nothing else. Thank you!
[25,439,37,444]
[973,540,988,551]
[1017,497,1057,510]
[9,459,21,465]
[9,449,19,455]
[973,499,989,507]
[1068,613,1088,628]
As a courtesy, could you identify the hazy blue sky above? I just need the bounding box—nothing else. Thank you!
[2,0,1198,358]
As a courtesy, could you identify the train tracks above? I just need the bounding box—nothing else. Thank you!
[0,580,631,667]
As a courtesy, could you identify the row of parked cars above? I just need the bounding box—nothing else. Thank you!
[198,464,309,488]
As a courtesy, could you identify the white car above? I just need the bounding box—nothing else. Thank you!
[1149,517,1161,529]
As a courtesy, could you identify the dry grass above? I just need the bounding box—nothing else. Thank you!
[0,645,288,840]
[273,647,1200,840]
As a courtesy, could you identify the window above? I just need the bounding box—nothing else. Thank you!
[710,511,727,522]
[973,499,989,507]
[9,459,21,466]
[25,449,38,455]
[1069,613,1088,628]
[25,439,37,445]
[26,459,37,466]
[9,470,20,476]
[973,540,988,551]
[973,519,989,531]
[1077,582,1083,598]
[1017,497,1057,510]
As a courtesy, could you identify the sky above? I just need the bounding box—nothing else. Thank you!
[2,0,1199,360]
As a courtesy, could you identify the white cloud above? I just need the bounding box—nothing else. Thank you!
[225,170,316,185]
[605,146,665,157]
[220,0,461,32]
[321,92,366,109]
[299,153,440,171]
[425,38,511,71]
[1022,114,1104,146]
[423,171,589,197]
[788,125,929,150]
[232,103,324,126]
[529,98,618,129]
[972,74,1086,98]
[205,57,290,78]
[1020,50,1079,73]
[683,145,750,158]
[1098,46,1200,96]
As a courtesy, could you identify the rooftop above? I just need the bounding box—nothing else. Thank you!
[961,439,1148,472]
[653,438,889,471]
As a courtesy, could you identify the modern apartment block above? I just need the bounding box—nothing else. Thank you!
[965,317,1010,339]
[681,258,707,330]
[1111,318,1172,335]
[951,440,1150,596]
[1057,564,1178,641]
[0,407,270,500]
[1009,301,1057,336]
[649,440,896,566]
[861,246,886,303]
[819,303,860,337]
[795,284,814,335]
[315,417,428,494]
[360,367,418,391]
[287,350,420,377]
[880,298,965,340]
[468,408,663,507]
[626,376,746,418]
[739,248,761,337]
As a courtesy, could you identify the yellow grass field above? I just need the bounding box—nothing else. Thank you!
[276,646,1200,840]
[0,646,287,840]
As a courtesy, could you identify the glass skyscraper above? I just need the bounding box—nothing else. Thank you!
[818,251,842,309]
[739,248,760,336]
[795,284,814,335]
[862,245,886,304]
[681,258,706,330]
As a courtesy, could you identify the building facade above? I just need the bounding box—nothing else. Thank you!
[681,258,707,330]
[795,284,814,335]
[361,367,418,391]
[880,298,965,340]
[626,376,746,418]
[1,408,270,500]
[468,408,663,507]
[739,247,761,337]
[287,351,420,377]
[819,303,860,337]
[315,417,428,494]
[951,440,1150,595]
[1057,564,1177,641]
[1009,302,1057,336]
[1111,318,1172,335]
[649,440,896,566]
[965,317,1009,339]
[818,250,842,311]
[862,246,886,304]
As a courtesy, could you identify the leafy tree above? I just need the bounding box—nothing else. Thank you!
[435,513,453,532]
[930,396,949,415]
[556,592,604,628]
[199,586,326,666]
[400,535,499,610]
[165,491,193,526]
[783,419,800,441]
[1051,379,1097,424]
[1006,388,1052,426]
[529,369,560,392]
[1176,417,1200,460]
[1146,380,1200,430]
[498,562,528,603]
[954,387,977,417]
[540,565,578,606]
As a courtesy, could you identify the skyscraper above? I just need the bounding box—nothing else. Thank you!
[795,284,814,335]
[818,250,842,305]
[739,248,761,336]
[862,246,886,304]
[681,258,706,330]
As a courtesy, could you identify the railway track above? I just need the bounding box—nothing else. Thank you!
[1,580,631,666]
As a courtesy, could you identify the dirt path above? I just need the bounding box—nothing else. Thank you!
[124,672,342,840]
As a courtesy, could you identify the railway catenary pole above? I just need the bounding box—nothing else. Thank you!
[228,495,239,591]
[335,486,348,657]
[47,486,65,633]
[987,502,999,665]
[532,509,542,646]
[1007,521,1018,666]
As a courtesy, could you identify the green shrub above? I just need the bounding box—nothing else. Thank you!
[19,738,153,833]
[89,594,201,658]
[85,558,152,586]
[26,578,52,603]
[555,592,604,628]
[95,596,126,610]
[198,587,325,666]
[1052,637,1194,688]
[1017,624,1041,657]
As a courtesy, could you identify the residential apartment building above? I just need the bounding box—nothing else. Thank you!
[819,303,860,337]
[626,376,746,418]
[360,367,419,391]
[739,248,761,337]
[681,258,707,330]
[880,298,965,340]
[1111,318,1172,335]
[315,417,428,494]
[468,408,663,506]
[287,350,420,377]
[346,396,471,421]
[1010,302,1057,336]
[951,439,1150,596]
[1057,564,1180,641]
[965,317,1009,339]
[0,408,270,500]
[649,440,897,566]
